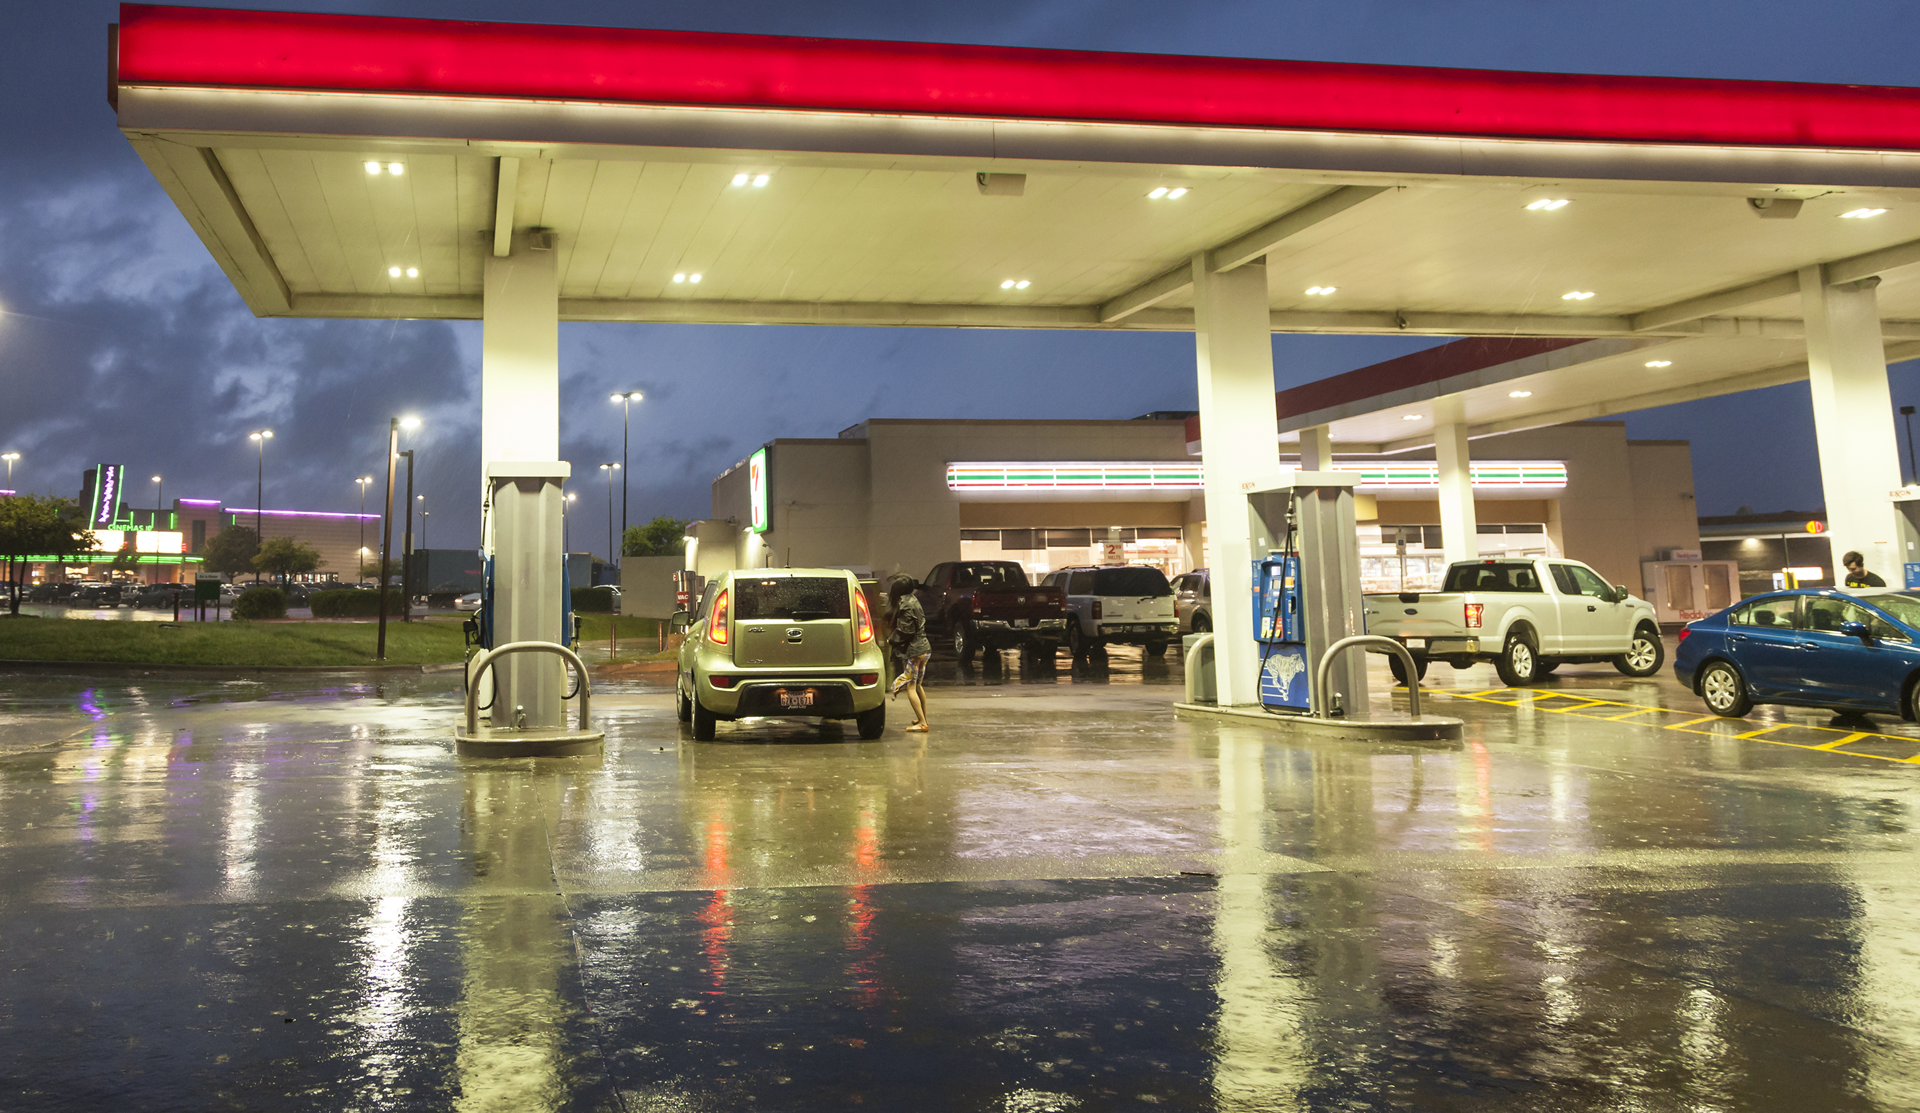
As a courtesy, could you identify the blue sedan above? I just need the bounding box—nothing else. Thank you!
[1674,589,1920,718]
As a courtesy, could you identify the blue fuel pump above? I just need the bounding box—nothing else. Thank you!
[1252,552,1310,710]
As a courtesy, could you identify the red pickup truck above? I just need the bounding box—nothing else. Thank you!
[916,561,1069,666]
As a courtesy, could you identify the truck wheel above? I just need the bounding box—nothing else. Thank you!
[1535,661,1560,676]
[953,620,977,665]
[1145,640,1168,658]
[676,678,692,722]
[1068,624,1090,660]
[691,688,718,741]
[1022,642,1058,671]
[855,704,886,740]
[1191,613,1211,635]
[1388,654,1429,686]
[1614,624,1665,677]
[1494,631,1541,687]
[1698,660,1752,717]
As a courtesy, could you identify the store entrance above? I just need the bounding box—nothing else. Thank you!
[960,527,1186,581]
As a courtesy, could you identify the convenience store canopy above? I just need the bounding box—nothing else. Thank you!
[114,4,1920,427]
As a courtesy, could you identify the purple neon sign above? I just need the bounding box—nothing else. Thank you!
[89,465,124,528]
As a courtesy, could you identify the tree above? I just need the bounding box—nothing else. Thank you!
[253,536,325,579]
[623,515,689,558]
[199,525,260,578]
[0,495,98,615]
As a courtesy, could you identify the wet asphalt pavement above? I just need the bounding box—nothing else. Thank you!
[0,641,1916,1111]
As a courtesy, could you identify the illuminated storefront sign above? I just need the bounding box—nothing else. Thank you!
[89,464,125,527]
[748,447,769,533]
[946,460,1567,492]
[90,530,185,555]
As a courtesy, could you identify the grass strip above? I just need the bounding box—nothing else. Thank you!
[0,615,467,667]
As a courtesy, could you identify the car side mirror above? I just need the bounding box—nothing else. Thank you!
[670,609,692,633]
[1839,620,1873,642]
[1612,585,1629,602]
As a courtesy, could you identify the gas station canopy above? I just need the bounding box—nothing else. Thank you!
[114,3,1920,339]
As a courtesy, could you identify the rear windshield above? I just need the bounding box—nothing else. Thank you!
[732,577,851,621]
[955,562,1030,589]
[1092,567,1173,597]
[1442,563,1545,593]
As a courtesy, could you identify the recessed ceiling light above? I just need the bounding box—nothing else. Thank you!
[689,273,702,283]
[364,161,381,175]
[1645,360,1673,368]
[752,174,770,188]
[387,163,404,176]
[1508,390,1532,398]
[1016,280,1030,289]
[387,266,401,278]
[1304,286,1336,296]
[1526,199,1571,211]
[673,273,687,283]
[1148,187,1169,199]
[731,172,749,187]
[1841,207,1887,219]
[1562,290,1595,301]
[1167,187,1187,199]
[1402,414,1422,421]
[1001,279,1031,290]
[405,267,418,278]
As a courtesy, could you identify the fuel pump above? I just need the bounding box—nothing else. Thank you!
[1245,471,1367,716]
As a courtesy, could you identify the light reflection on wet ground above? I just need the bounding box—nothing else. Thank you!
[0,639,1916,1110]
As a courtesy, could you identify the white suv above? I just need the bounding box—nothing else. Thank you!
[1040,565,1178,660]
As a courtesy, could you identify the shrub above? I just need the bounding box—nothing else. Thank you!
[571,586,617,613]
[232,585,287,621]
[310,589,404,618]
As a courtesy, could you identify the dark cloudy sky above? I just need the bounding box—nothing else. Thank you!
[6,1,1920,556]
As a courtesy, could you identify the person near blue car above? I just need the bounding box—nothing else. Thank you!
[1842,550,1887,588]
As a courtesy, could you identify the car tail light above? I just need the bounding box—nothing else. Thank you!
[709,675,736,688]
[854,587,874,643]
[1464,603,1484,629]
[857,672,878,685]
[1092,600,1103,620]
[707,589,729,644]
[1677,627,1691,645]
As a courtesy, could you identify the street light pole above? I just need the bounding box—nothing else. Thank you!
[564,491,576,552]
[357,476,372,581]
[150,475,163,585]
[1,452,17,491]
[376,416,419,659]
[401,449,416,623]
[599,462,619,575]
[610,391,642,559]
[1902,406,1917,487]
[416,493,427,550]
[248,429,273,583]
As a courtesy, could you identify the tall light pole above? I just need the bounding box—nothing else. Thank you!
[376,416,419,659]
[564,491,577,552]
[400,450,416,623]
[150,475,163,585]
[356,476,373,582]
[1902,406,1917,487]
[416,493,427,549]
[1,452,17,492]
[610,391,642,559]
[599,462,619,573]
[248,429,273,582]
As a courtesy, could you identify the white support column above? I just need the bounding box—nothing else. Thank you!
[1297,425,1332,472]
[1434,421,1478,566]
[1802,268,1904,584]
[1194,255,1283,706]
[482,241,559,466]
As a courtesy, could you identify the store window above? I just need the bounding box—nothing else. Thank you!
[957,526,1185,579]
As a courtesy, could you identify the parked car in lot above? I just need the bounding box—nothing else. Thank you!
[1363,557,1663,686]
[455,592,483,611]
[1675,588,1920,719]
[1040,565,1178,659]
[915,560,1068,665]
[1173,569,1212,634]
[675,569,888,742]
[135,584,190,608]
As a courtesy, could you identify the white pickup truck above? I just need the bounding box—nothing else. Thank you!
[1363,557,1664,686]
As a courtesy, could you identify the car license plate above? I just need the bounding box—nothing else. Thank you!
[778,688,815,709]
[1013,618,1028,628]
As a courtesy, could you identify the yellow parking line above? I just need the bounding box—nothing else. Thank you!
[1433,688,1920,765]
[1812,732,1870,751]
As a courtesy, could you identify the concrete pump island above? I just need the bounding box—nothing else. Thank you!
[3,5,1920,1110]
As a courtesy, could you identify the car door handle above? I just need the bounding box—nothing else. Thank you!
[1587,605,1597,612]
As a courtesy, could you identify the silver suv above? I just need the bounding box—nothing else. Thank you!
[1040,565,1178,660]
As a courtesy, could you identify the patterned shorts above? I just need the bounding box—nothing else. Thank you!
[890,653,930,694]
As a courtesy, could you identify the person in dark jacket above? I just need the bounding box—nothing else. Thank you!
[886,575,931,732]
[1843,550,1887,588]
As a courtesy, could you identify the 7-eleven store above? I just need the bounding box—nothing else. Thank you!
[700,414,1699,596]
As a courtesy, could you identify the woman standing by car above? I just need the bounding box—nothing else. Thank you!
[886,575,931,732]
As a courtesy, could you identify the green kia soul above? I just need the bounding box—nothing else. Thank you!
[675,569,888,741]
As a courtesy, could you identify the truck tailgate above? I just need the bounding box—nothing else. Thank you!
[973,586,1066,622]
[1365,594,1471,639]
